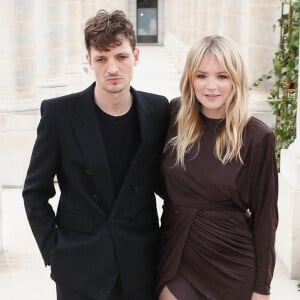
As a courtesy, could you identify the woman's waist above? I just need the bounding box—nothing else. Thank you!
[165,198,243,212]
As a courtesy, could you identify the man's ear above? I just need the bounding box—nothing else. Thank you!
[133,48,140,66]
[86,52,93,69]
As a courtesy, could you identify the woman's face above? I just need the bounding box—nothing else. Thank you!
[193,53,233,119]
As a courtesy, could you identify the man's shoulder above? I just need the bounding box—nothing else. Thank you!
[41,84,93,110]
[42,92,76,106]
[133,88,168,104]
[43,89,85,106]
[132,88,169,117]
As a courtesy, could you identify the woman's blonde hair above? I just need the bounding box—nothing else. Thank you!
[167,35,249,166]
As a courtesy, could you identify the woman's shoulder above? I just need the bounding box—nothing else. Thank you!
[247,116,273,133]
[245,116,275,144]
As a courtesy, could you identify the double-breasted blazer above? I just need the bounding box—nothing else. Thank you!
[23,82,169,299]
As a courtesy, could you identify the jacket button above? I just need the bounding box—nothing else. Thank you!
[133,185,139,193]
[85,169,92,175]
[92,194,99,202]
[131,212,136,222]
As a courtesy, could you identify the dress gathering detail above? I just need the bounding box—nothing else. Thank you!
[157,99,278,300]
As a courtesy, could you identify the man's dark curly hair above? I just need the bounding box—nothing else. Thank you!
[84,10,136,52]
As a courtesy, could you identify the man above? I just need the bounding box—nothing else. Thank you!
[23,10,169,300]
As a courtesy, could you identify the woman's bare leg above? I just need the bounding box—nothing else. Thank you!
[159,286,178,300]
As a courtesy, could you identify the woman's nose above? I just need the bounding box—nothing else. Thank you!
[205,78,217,89]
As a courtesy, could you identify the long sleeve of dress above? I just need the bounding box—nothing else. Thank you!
[249,130,278,294]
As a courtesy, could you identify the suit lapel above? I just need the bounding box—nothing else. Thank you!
[71,83,115,213]
[111,88,153,213]
[132,88,153,161]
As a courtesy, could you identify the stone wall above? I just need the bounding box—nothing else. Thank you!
[0,186,2,253]
[0,0,127,187]
[163,0,280,127]
[0,0,299,280]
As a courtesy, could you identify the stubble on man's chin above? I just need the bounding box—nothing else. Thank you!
[105,84,129,94]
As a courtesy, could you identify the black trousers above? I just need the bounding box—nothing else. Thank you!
[56,278,157,300]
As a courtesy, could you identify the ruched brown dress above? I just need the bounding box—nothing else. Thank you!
[157,99,278,300]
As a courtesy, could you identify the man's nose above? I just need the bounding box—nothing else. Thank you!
[107,59,118,74]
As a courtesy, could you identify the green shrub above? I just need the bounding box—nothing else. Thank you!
[251,0,299,170]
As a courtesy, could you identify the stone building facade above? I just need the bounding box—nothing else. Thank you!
[0,0,299,280]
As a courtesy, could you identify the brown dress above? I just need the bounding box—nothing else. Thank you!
[157,99,278,300]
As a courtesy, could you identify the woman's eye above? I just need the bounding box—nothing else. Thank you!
[219,74,228,79]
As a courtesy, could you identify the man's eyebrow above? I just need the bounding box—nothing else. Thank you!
[116,52,130,56]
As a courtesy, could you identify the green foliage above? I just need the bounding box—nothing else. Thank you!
[251,0,299,170]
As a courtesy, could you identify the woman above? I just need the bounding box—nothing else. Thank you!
[157,35,278,300]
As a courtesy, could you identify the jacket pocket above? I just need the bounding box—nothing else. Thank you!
[57,212,93,233]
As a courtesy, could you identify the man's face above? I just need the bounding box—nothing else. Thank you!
[86,36,139,95]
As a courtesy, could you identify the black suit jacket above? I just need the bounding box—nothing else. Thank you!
[23,82,169,299]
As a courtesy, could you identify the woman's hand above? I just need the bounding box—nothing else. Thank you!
[251,292,270,300]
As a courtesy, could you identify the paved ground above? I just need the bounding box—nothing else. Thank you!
[0,46,299,299]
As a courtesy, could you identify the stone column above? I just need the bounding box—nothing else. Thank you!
[277,28,300,280]
[163,0,180,70]
[181,1,190,45]
[221,0,249,61]
[0,186,2,253]
[0,0,37,112]
[65,0,85,93]
[189,0,199,44]
[0,1,14,112]
[186,0,206,46]
[36,0,67,100]
[207,0,223,35]
[164,0,192,72]
[157,0,165,45]
[97,0,128,11]
[0,0,40,187]
[196,0,209,40]
[248,0,279,127]
[128,0,137,33]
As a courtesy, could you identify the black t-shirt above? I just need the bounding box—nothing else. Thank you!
[95,100,140,198]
